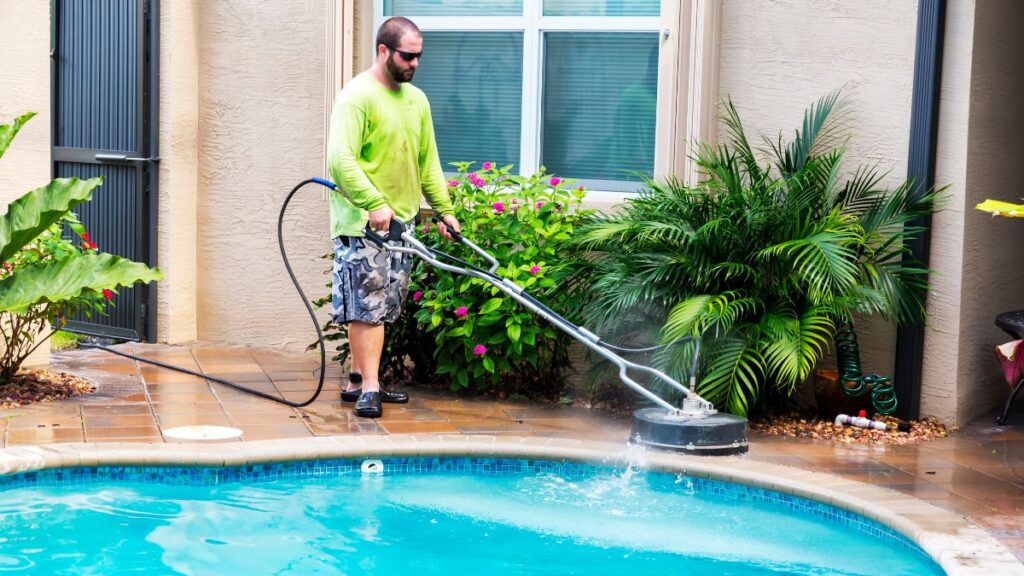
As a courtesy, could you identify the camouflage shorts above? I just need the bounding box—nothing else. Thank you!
[331,235,415,326]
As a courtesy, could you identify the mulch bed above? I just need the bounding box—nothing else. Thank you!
[750,413,950,445]
[0,369,95,409]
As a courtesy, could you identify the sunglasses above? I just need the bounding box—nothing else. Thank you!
[387,46,422,62]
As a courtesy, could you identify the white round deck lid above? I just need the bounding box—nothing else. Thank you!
[163,425,243,441]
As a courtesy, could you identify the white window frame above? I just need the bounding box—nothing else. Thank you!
[373,1,664,193]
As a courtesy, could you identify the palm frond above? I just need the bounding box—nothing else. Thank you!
[767,89,848,178]
[760,308,835,391]
[663,295,714,340]
[698,336,763,416]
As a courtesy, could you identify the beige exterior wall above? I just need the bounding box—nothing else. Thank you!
[193,1,330,349]
[717,0,919,386]
[957,1,1024,422]
[0,1,52,368]
[923,0,1024,425]
[156,0,201,344]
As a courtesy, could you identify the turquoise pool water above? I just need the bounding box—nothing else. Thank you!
[0,458,944,575]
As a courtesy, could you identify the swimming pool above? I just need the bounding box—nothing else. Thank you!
[0,456,944,575]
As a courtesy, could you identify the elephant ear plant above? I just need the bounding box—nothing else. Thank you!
[0,112,162,384]
[568,92,940,416]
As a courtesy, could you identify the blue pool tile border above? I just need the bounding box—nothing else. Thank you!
[0,456,939,568]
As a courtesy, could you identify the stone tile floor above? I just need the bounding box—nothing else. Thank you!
[3,342,1022,561]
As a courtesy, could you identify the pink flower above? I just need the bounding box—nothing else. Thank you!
[482,161,493,170]
[549,177,561,186]
[421,225,431,234]
[473,344,487,356]
[536,201,545,209]
[412,290,423,302]
[447,179,459,188]
[455,306,468,318]
[529,265,541,275]
[578,185,586,192]
[471,175,486,187]
[492,202,505,214]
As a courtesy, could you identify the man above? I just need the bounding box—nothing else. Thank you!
[327,16,460,418]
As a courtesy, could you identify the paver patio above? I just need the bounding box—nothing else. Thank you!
[1,342,1020,562]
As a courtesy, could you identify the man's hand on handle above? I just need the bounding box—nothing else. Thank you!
[438,214,461,241]
[367,206,395,232]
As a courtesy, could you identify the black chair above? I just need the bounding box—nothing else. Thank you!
[994,310,1024,424]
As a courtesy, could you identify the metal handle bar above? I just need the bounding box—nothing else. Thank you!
[369,219,714,415]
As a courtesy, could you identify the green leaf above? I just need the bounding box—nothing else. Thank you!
[0,112,36,160]
[477,314,502,327]
[507,323,521,343]
[430,313,442,328]
[479,297,504,314]
[760,308,834,390]
[0,177,103,263]
[482,356,495,373]
[0,253,162,313]
[663,295,713,340]
[699,338,764,417]
[447,324,469,338]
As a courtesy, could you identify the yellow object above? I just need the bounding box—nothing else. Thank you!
[976,199,1024,218]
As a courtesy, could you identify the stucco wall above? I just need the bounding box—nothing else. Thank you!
[953,1,1024,423]
[0,1,52,367]
[920,0,973,424]
[156,0,201,344]
[354,0,374,73]
[195,0,330,349]
[718,0,919,386]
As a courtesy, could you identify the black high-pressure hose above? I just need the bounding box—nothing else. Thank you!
[80,178,337,408]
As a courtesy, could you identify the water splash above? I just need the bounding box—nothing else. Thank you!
[618,441,649,484]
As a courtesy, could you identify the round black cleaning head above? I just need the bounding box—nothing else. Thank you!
[631,408,748,455]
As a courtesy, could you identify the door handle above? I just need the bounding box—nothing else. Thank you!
[94,154,160,163]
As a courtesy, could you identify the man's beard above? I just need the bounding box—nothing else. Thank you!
[386,57,415,83]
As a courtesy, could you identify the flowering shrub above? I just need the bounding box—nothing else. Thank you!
[316,163,592,397]
[410,162,592,395]
[0,112,162,383]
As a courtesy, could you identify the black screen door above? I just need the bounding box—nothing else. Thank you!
[51,0,157,341]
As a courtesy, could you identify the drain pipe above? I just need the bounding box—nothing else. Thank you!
[894,0,946,421]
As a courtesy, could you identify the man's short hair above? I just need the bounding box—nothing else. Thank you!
[376,17,420,49]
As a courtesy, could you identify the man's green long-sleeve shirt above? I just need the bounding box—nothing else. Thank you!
[327,73,454,238]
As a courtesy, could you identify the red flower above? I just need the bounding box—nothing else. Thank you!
[102,289,114,300]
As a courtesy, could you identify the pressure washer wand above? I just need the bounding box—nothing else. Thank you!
[363,216,716,418]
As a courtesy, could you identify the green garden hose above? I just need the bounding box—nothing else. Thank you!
[834,322,898,415]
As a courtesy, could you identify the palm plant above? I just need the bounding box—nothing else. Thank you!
[566,92,939,416]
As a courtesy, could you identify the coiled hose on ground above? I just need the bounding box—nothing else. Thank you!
[834,321,898,415]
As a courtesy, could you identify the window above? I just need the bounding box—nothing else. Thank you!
[375,1,662,192]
